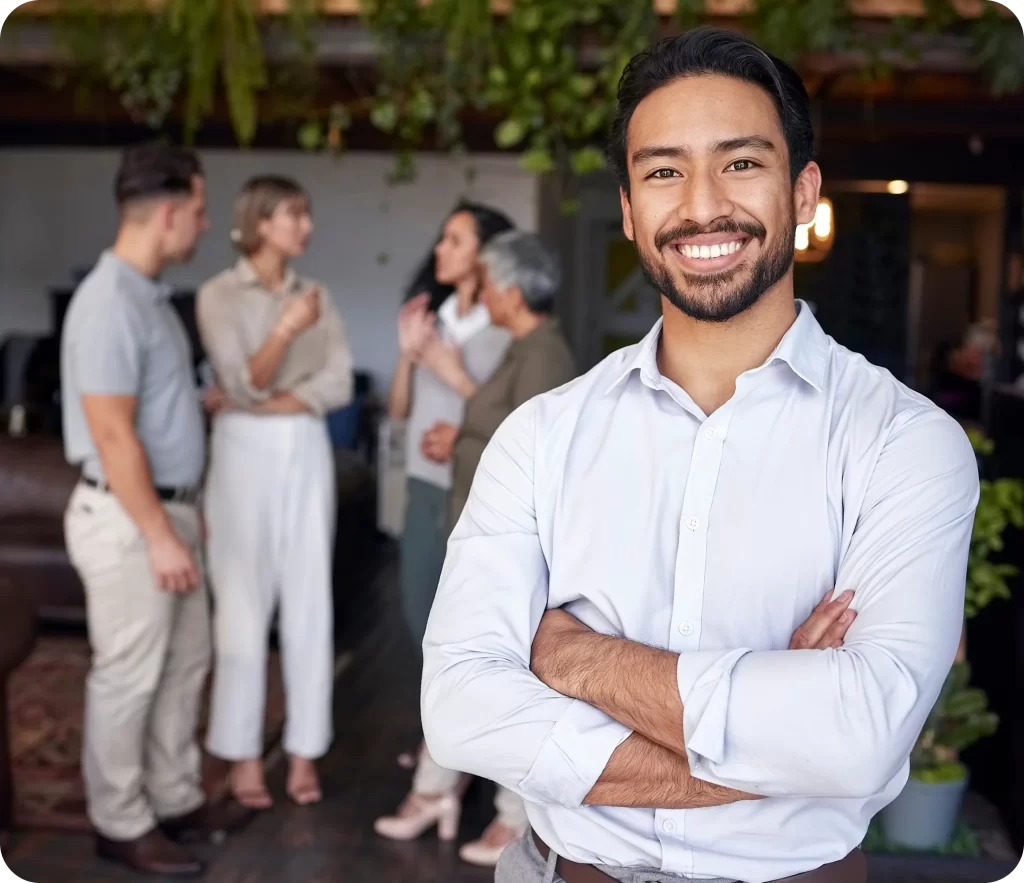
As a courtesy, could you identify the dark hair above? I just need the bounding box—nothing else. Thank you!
[607,27,814,193]
[114,141,203,208]
[404,200,515,313]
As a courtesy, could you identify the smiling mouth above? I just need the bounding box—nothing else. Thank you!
[673,238,747,260]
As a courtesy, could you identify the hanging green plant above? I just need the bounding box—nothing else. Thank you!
[353,0,1023,189]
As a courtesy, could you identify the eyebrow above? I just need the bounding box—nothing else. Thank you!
[630,136,777,166]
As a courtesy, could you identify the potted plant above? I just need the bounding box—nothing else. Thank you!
[881,431,1024,850]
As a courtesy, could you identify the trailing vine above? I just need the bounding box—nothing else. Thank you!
[39,0,1024,176]
[49,0,315,145]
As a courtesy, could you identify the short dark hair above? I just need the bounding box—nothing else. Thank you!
[114,141,203,208]
[607,27,814,193]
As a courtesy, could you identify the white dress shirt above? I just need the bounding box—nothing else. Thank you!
[421,301,980,883]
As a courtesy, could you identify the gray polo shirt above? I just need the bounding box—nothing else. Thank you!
[60,250,206,487]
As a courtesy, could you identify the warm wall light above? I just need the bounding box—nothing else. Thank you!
[795,224,810,251]
[795,196,833,262]
[887,180,909,195]
[813,200,832,239]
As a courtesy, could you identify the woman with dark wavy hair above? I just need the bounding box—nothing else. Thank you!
[376,201,525,859]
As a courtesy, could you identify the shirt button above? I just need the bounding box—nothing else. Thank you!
[686,517,700,531]
[705,427,717,439]
[663,819,677,834]
[678,621,694,636]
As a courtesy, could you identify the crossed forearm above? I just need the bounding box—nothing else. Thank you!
[534,620,760,809]
[585,733,759,808]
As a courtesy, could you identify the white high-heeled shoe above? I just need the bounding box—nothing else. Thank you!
[458,818,526,867]
[374,792,463,841]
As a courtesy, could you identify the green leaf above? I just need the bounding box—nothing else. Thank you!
[569,145,607,176]
[519,146,555,174]
[370,100,399,133]
[495,118,528,148]
[297,121,323,151]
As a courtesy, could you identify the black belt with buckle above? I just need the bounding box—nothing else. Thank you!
[81,475,199,505]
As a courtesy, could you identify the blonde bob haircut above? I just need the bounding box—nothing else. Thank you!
[230,175,310,255]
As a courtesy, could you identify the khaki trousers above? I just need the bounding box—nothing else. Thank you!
[64,483,211,841]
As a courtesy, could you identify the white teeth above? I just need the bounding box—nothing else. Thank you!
[678,240,743,260]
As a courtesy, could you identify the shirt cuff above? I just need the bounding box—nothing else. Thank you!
[676,648,750,768]
[518,699,631,808]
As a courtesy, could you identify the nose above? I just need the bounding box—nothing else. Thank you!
[677,165,734,229]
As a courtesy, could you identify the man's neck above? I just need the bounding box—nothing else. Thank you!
[111,229,164,280]
[657,283,797,416]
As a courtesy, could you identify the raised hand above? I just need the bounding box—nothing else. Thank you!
[398,293,435,359]
[277,285,322,338]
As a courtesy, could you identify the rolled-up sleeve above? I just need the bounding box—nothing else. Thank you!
[421,399,631,808]
[195,281,271,407]
[676,409,979,799]
[289,292,353,417]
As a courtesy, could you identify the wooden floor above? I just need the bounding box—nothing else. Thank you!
[3,541,496,883]
[3,540,1019,883]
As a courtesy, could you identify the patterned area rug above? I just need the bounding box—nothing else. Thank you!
[7,634,286,831]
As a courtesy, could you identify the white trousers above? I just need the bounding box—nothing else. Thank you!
[414,747,528,830]
[204,412,336,761]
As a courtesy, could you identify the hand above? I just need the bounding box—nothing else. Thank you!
[202,384,231,414]
[789,589,856,650]
[398,293,436,359]
[420,421,458,464]
[419,335,465,384]
[146,528,201,593]
[277,286,322,338]
[531,608,592,691]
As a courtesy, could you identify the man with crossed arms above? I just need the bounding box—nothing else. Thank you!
[421,27,978,883]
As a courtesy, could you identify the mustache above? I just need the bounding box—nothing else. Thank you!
[655,219,766,251]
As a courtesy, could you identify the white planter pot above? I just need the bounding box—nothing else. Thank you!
[880,774,969,850]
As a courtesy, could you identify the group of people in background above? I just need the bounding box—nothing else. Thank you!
[375,202,575,866]
[59,139,575,877]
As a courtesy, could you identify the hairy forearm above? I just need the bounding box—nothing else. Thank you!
[388,355,415,419]
[95,432,173,540]
[585,733,760,809]
[552,630,688,756]
[248,326,295,391]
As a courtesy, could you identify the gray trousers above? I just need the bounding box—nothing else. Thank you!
[496,834,737,883]
[399,477,450,648]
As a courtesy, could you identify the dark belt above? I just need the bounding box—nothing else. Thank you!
[81,475,200,505]
[531,832,867,883]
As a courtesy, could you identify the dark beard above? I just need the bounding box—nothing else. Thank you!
[637,216,796,323]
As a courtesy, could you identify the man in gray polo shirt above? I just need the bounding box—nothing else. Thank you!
[62,142,249,877]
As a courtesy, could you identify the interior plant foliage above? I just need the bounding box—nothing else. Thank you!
[356,0,1023,187]
[50,0,317,145]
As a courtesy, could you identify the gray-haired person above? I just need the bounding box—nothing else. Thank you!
[413,230,576,866]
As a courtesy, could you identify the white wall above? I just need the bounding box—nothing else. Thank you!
[0,149,539,389]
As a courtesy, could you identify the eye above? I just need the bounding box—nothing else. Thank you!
[648,168,680,180]
[728,159,759,172]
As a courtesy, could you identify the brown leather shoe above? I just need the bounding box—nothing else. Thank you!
[95,828,204,877]
[159,800,256,844]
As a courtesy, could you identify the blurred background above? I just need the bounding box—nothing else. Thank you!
[0,1,1022,881]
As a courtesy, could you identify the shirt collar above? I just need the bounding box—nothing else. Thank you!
[234,257,300,295]
[100,250,172,301]
[603,300,828,396]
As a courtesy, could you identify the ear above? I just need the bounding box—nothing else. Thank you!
[793,161,822,227]
[620,187,635,242]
